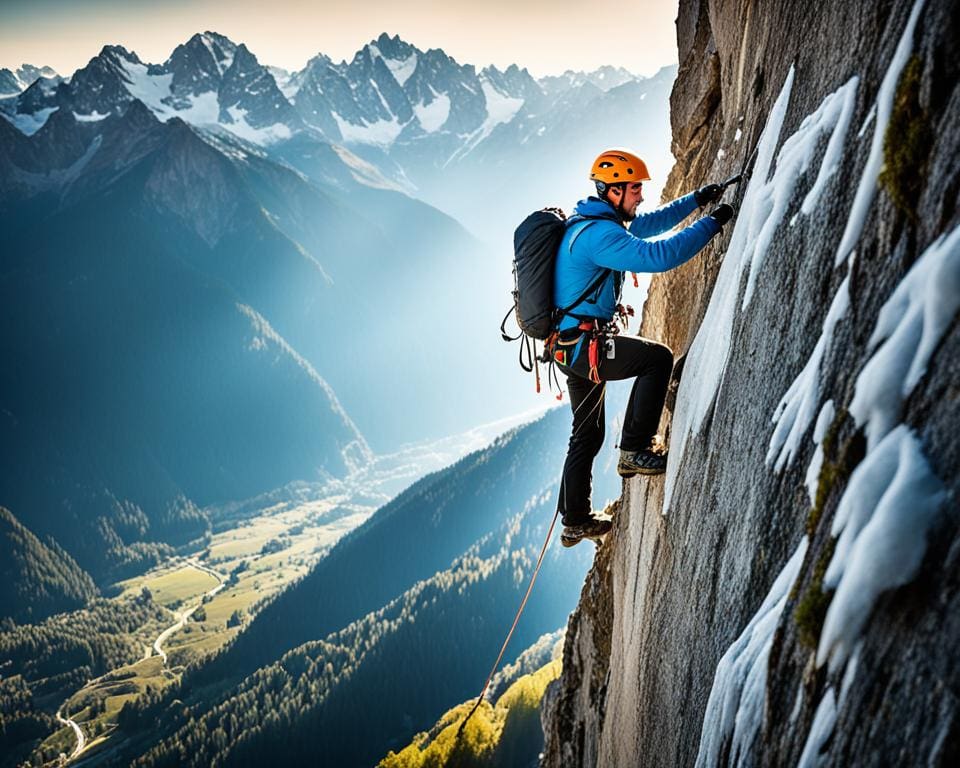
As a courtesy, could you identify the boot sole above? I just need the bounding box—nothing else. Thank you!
[617,466,666,478]
[561,535,604,548]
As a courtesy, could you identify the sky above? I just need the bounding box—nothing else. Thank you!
[1,0,679,79]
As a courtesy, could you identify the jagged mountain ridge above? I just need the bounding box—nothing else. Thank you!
[1,32,648,152]
[0,32,670,238]
[0,64,59,98]
[542,0,960,766]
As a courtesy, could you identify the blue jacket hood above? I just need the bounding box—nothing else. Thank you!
[572,196,623,223]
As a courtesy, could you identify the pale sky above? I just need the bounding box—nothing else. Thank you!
[1,0,680,79]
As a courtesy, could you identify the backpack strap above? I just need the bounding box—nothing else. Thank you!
[556,268,611,318]
[500,304,522,342]
[554,217,612,324]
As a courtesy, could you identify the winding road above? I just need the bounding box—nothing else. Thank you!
[56,708,85,761]
[152,558,226,665]
[54,559,227,764]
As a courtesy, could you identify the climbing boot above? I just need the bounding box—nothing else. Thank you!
[560,513,613,548]
[618,446,668,477]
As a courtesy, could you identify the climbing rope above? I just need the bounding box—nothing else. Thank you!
[457,360,607,738]
[456,504,561,738]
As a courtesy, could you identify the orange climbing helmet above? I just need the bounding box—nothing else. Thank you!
[589,149,651,186]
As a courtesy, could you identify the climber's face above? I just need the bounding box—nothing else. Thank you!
[619,182,644,221]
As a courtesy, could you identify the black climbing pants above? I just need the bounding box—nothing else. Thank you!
[555,333,673,525]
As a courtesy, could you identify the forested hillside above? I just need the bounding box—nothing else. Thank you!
[0,594,169,767]
[0,507,97,623]
[120,494,586,767]
[380,636,563,767]
[188,406,610,686]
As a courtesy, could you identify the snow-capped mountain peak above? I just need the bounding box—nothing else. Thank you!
[362,33,419,86]
[1,30,655,180]
[0,64,60,97]
[164,31,239,108]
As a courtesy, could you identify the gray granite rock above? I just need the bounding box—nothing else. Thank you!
[542,1,960,765]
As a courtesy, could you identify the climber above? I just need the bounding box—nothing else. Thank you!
[551,149,734,547]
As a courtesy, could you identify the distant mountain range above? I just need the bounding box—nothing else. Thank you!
[0,32,669,584]
[1,32,676,234]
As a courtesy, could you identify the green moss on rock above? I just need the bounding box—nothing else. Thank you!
[878,55,932,221]
[806,412,865,538]
[795,541,836,650]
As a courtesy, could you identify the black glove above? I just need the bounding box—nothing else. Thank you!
[709,203,734,228]
[694,183,724,207]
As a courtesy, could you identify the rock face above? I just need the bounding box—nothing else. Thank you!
[542,1,959,766]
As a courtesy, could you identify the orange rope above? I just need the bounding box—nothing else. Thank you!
[457,506,561,738]
[534,340,541,393]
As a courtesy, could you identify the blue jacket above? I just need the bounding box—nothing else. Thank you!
[553,194,720,331]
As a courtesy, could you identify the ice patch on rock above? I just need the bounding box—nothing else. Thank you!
[850,224,960,447]
[119,59,174,112]
[817,425,945,671]
[332,111,404,146]
[224,106,292,144]
[5,106,58,135]
[413,90,450,132]
[766,269,849,472]
[385,53,418,86]
[804,400,836,503]
[797,687,837,768]
[663,65,795,514]
[72,110,110,122]
[444,80,524,164]
[741,74,858,309]
[666,68,863,512]
[834,0,926,265]
[695,539,808,768]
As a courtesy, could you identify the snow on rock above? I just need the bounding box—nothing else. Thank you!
[5,106,58,135]
[818,425,945,671]
[804,399,836,503]
[667,66,863,512]
[797,687,837,768]
[695,540,808,768]
[332,111,404,146]
[766,270,850,472]
[741,74,858,309]
[413,90,450,132]
[834,0,926,266]
[118,58,175,112]
[444,80,524,164]
[224,106,292,144]
[167,90,220,125]
[72,110,109,122]
[820,229,957,647]
[849,224,960,447]
[663,65,795,513]
[384,53,418,86]
[106,56,289,145]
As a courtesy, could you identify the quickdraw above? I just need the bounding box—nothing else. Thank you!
[575,319,614,385]
[587,332,601,384]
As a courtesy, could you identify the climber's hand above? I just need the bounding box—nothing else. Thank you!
[694,183,724,207]
[709,203,734,228]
